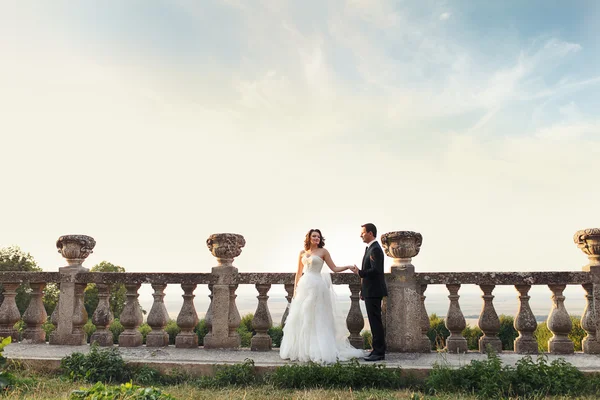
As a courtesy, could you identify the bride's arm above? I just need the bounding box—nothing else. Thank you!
[323,249,355,273]
[294,251,304,297]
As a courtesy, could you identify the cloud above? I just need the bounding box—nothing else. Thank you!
[439,12,451,20]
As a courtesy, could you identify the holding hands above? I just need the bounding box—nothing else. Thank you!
[349,265,359,274]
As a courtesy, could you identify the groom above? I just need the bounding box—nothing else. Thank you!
[352,223,387,361]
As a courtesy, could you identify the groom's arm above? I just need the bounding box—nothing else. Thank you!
[358,247,384,278]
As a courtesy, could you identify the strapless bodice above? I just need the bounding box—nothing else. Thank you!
[302,254,324,273]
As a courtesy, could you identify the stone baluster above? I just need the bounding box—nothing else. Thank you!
[445,284,467,353]
[281,283,294,328]
[228,284,241,343]
[381,231,429,352]
[0,283,22,342]
[72,283,88,341]
[346,283,364,349]
[203,233,245,349]
[203,284,213,345]
[251,284,272,351]
[547,284,574,354]
[119,283,143,347]
[581,283,600,354]
[419,284,431,352]
[50,234,95,345]
[90,283,114,346]
[22,282,48,343]
[477,285,502,353]
[176,283,199,348]
[146,283,169,347]
[574,228,600,354]
[514,285,538,354]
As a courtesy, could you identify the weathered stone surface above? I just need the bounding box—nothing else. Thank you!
[119,284,143,347]
[0,272,60,283]
[90,283,114,346]
[514,285,538,354]
[574,228,600,268]
[251,284,272,351]
[22,282,47,343]
[417,272,591,286]
[445,284,467,353]
[477,285,502,353]
[176,284,199,348]
[146,284,169,347]
[206,233,245,267]
[346,283,364,349]
[381,231,423,262]
[56,234,95,268]
[581,283,600,354]
[547,284,574,354]
[0,283,21,341]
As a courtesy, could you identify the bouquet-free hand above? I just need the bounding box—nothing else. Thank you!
[350,265,359,274]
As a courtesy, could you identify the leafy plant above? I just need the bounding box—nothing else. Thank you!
[60,344,131,383]
[0,336,15,390]
[268,325,283,347]
[70,381,174,399]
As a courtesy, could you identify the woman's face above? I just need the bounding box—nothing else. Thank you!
[310,231,321,247]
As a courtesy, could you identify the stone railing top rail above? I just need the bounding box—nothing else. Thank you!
[415,271,591,285]
[0,271,591,286]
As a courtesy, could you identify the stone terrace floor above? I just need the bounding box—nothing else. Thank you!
[5,344,600,375]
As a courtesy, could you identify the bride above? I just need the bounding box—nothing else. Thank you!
[279,229,366,364]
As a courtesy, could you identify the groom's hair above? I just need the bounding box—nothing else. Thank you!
[304,229,325,250]
[361,223,377,237]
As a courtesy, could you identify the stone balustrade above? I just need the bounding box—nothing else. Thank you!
[0,229,598,356]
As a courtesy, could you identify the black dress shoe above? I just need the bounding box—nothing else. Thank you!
[364,354,385,362]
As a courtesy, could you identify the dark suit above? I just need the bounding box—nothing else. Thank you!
[358,241,387,356]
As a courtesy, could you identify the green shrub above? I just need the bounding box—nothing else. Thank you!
[498,314,518,350]
[268,325,283,347]
[461,325,482,350]
[60,344,131,383]
[426,350,597,399]
[70,381,174,399]
[138,323,151,344]
[569,316,585,351]
[110,319,125,344]
[237,323,253,347]
[42,320,55,342]
[165,319,180,345]
[195,319,209,345]
[0,336,15,390]
[534,316,585,352]
[84,320,96,342]
[240,313,254,333]
[361,330,372,350]
[268,359,409,389]
[192,359,258,388]
[427,314,449,350]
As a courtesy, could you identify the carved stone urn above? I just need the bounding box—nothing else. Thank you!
[380,231,423,269]
[56,235,96,269]
[574,228,600,269]
[206,233,246,267]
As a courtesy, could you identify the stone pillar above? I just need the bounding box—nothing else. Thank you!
[419,284,431,352]
[22,282,48,343]
[0,282,22,342]
[203,233,245,349]
[203,284,213,345]
[281,283,294,328]
[380,231,429,352]
[176,283,199,348]
[50,235,95,345]
[251,284,272,351]
[477,285,502,353]
[575,228,600,353]
[547,284,574,354]
[146,284,170,347]
[346,282,364,349]
[514,285,538,354]
[445,284,468,353]
[581,283,600,354]
[118,283,143,347]
[90,283,114,346]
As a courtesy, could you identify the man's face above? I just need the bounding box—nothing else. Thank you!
[360,227,373,244]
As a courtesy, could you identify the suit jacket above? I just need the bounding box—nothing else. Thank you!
[358,241,387,298]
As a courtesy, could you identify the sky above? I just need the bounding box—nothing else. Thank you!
[1,0,599,317]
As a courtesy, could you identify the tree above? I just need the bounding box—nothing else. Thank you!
[0,246,42,314]
[84,261,127,319]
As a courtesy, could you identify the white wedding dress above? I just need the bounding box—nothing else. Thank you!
[279,254,366,364]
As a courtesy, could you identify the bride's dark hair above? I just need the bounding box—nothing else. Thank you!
[304,229,325,251]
